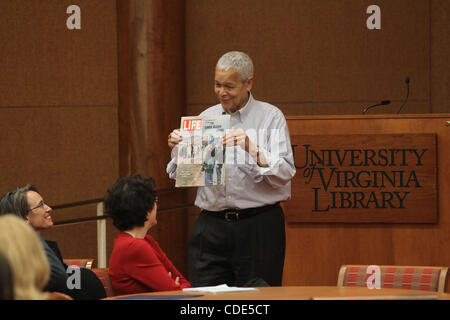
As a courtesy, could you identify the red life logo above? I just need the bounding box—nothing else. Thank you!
[183,119,202,131]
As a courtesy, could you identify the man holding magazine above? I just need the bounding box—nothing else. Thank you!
[166,51,296,287]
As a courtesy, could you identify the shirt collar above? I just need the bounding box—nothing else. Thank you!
[221,92,254,121]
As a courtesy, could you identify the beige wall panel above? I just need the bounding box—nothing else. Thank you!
[0,106,119,205]
[0,0,117,107]
[431,0,450,113]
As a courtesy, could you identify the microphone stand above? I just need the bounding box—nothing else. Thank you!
[397,76,410,114]
[362,100,391,114]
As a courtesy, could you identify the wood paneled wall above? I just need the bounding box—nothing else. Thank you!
[284,114,450,291]
[185,0,450,116]
[284,115,450,290]
[145,0,189,273]
[117,0,190,273]
[431,0,450,113]
[146,0,450,283]
[182,0,450,287]
[0,1,119,263]
[2,0,449,287]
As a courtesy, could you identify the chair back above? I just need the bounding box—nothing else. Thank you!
[63,258,94,269]
[337,265,448,293]
[92,268,115,297]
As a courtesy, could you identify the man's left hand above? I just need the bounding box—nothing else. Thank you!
[223,129,251,152]
[223,129,268,167]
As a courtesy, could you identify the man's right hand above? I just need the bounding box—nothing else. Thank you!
[168,129,182,149]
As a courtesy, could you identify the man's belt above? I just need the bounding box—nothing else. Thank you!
[202,203,280,222]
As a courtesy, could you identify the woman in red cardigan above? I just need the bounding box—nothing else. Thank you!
[105,174,191,295]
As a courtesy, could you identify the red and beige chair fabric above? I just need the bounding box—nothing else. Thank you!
[337,265,448,293]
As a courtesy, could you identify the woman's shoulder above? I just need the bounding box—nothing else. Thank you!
[115,232,148,249]
[113,233,156,260]
[143,234,158,247]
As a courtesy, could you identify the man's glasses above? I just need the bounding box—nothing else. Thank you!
[29,200,46,212]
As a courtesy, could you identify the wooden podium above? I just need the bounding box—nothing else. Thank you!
[282,114,450,290]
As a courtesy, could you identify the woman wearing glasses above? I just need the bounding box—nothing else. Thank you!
[105,174,191,295]
[0,185,106,299]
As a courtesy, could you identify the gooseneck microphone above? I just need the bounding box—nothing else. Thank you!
[396,76,410,114]
[362,100,391,114]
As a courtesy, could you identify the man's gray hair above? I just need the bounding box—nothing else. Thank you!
[216,51,254,82]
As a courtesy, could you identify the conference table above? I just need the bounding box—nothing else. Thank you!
[105,286,450,300]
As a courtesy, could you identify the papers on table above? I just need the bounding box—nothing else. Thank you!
[183,284,258,293]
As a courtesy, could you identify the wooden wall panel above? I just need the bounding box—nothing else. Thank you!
[180,0,449,288]
[41,218,121,269]
[47,204,99,224]
[0,107,118,204]
[431,0,450,113]
[141,0,189,275]
[311,0,429,103]
[117,0,149,176]
[0,0,117,107]
[278,101,430,115]
[283,114,450,291]
[41,221,99,264]
[185,0,433,116]
[186,0,315,107]
[0,1,119,267]
[115,0,191,275]
[146,0,186,188]
[283,224,394,286]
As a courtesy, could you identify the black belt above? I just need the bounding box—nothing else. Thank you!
[202,203,280,222]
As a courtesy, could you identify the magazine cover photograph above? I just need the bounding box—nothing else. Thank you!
[175,114,230,187]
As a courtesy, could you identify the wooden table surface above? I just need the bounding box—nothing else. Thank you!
[105,286,450,300]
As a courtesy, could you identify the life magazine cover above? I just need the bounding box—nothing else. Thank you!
[175,114,230,187]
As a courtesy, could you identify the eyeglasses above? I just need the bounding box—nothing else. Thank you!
[29,200,46,212]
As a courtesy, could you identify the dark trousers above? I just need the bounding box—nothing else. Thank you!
[188,204,286,287]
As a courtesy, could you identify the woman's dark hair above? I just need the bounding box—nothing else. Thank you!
[0,185,38,219]
[104,174,157,231]
[0,251,14,300]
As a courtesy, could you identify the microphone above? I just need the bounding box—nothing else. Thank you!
[396,76,410,114]
[362,100,391,114]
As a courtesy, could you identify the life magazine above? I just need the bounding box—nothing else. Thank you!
[175,114,230,187]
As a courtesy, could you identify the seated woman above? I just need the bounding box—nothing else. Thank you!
[105,174,191,295]
[0,185,105,299]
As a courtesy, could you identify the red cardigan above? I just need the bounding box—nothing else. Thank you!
[109,232,191,295]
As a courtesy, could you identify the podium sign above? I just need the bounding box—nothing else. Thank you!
[286,134,437,223]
